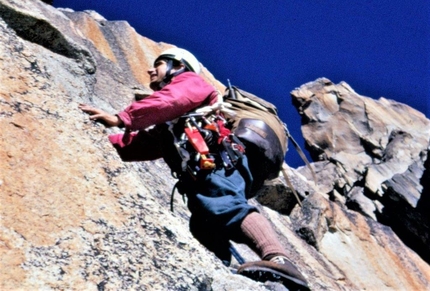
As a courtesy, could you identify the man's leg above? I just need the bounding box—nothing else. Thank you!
[184,156,256,266]
[237,211,310,290]
[240,211,287,260]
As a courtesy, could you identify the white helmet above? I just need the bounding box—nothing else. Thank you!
[155,48,201,74]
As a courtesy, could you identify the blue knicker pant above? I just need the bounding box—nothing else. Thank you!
[184,156,258,264]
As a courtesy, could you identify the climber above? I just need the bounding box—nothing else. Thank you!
[79,47,309,289]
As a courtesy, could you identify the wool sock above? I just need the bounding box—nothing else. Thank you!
[240,211,287,260]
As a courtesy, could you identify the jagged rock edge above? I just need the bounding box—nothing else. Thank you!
[0,1,96,73]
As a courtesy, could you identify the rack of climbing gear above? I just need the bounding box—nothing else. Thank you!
[168,110,246,212]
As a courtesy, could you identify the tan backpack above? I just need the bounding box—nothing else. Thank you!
[223,84,315,199]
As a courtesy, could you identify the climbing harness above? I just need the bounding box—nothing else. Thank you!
[168,103,246,211]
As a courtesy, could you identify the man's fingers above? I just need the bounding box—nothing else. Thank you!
[79,105,102,115]
[78,104,91,110]
[78,104,118,128]
[79,104,92,112]
[89,113,104,120]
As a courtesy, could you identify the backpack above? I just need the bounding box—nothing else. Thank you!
[222,84,288,196]
[222,83,316,199]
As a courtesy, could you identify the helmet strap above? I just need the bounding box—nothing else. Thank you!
[159,60,186,89]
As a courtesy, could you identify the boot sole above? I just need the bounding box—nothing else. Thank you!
[238,265,310,291]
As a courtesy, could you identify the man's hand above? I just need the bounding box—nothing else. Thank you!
[79,104,123,128]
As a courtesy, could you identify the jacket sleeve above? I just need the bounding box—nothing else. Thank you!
[117,72,217,131]
[108,129,163,162]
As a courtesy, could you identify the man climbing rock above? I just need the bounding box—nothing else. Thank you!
[79,48,309,290]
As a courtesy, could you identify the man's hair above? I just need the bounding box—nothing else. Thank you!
[159,58,183,69]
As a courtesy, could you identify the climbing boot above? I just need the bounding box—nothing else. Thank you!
[237,256,309,290]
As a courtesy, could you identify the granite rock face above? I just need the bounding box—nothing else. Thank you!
[1,1,429,290]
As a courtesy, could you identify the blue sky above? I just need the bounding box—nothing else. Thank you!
[54,0,429,167]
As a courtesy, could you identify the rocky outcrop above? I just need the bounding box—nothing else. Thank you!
[290,78,430,263]
[1,1,429,290]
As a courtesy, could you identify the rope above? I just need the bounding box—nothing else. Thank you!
[229,243,246,265]
[281,163,303,207]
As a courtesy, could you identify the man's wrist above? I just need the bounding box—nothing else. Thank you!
[115,115,124,128]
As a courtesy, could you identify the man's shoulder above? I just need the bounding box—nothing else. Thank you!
[171,72,215,90]
[175,71,203,81]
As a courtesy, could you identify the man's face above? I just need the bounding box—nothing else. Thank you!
[148,60,168,90]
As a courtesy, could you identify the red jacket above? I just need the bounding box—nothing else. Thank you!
[109,72,218,162]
